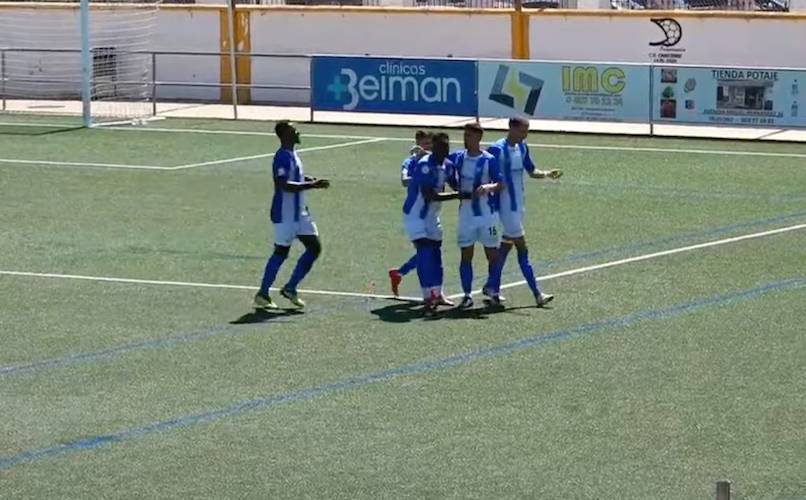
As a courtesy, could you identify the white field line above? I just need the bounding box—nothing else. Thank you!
[446,222,806,300]
[0,270,420,302]
[169,138,387,170]
[0,158,170,170]
[105,125,393,141]
[2,223,804,305]
[103,125,806,159]
[532,143,806,159]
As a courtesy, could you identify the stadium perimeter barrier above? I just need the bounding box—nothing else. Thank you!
[1,49,804,133]
[310,55,806,131]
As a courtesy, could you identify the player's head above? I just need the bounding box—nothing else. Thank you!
[275,120,300,146]
[432,132,450,161]
[508,117,530,143]
[415,130,433,152]
[463,122,483,150]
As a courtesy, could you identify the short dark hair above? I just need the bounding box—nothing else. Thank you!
[509,117,529,128]
[432,132,450,144]
[414,130,432,142]
[275,120,293,138]
[464,122,484,137]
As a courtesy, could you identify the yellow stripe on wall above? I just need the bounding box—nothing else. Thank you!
[511,9,530,59]
[220,8,251,104]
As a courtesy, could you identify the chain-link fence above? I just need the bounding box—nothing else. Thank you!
[238,0,785,8]
[2,0,789,11]
[611,0,788,10]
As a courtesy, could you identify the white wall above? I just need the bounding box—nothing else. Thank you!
[248,9,512,103]
[530,13,806,68]
[0,6,221,102]
[4,6,806,107]
[153,8,220,101]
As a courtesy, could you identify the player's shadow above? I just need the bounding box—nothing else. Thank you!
[230,308,304,325]
[370,300,423,323]
[370,300,510,323]
[443,303,508,320]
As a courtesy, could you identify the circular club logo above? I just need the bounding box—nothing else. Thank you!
[650,18,682,47]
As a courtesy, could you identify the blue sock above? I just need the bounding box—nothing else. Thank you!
[517,249,541,297]
[284,250,317,291]
[259,253,286,296]
[486,243,511,290]
[399,254,417,276]
[460,260,473,296]
[487,256,502,294]
[432,241,444,291]
[415,243,434,293]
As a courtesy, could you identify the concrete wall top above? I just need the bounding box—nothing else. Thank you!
[2,3,806,17]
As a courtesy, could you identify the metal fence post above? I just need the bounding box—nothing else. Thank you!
[1,50,6,111]
[648,63,654,137]
[309,56,314,123]
[226,0,239,120]
[151,51,157,116]
[716,480,731,500]
[474,59,480,124]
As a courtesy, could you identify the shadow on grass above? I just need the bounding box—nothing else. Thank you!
[0,124,83,136]
[230,308,304,325]
[370,299,533,323]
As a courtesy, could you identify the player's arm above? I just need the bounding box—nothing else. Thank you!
[422,186,462,202]
[522,144,562,180]
[475,156,505,197]
[529,169,562,180]
[445,152,465,193]
[281,178,330,192]
[400,158,413,188]
[273,153,329,193]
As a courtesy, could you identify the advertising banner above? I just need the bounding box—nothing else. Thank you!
[311,56,477,116]
[478,61,651,123]
[652,66,805,128]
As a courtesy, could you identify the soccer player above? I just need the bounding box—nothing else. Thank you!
[254,121,330,310]
[388,130,433,297]
[485,117,562,307]
[450,123,505,309]
[402,132,461,313]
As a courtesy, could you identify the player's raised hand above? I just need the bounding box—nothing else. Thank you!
[409,145,425,157]
[532,169,563,180]
[313,178,330,189]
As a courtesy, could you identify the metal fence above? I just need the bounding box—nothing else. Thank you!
[0,0,791,8]
[0,49,311,116]
[237,0,786,9]
[610,0,788,10]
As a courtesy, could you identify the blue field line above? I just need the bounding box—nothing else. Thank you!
[541,181,806,204]
[1,277,803,472]
[475,208,806,287]
[0,303,346,379]
[0,325,258,377]
[3,209,805,380]
[553,209,806,266]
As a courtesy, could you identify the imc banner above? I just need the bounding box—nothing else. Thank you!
[311,56,477,116]
[653,66,804,127]
[477,61,650,122]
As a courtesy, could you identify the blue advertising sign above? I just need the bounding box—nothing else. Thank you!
[478,61,651,123]
[653,66,805,128]
[311,56,477,116]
